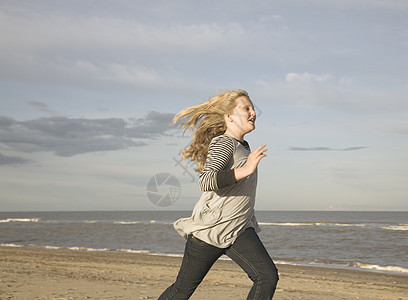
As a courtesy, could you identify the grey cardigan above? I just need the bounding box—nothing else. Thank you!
[174,134,260,248]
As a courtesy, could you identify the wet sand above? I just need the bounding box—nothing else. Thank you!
[0,247,407,299]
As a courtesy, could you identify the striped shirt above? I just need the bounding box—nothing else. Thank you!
[174,134,260,248]
[198,136,250,191]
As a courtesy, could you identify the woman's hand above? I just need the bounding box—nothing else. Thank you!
[234,144,267,181]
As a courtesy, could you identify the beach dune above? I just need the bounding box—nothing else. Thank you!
[0,247,407,300]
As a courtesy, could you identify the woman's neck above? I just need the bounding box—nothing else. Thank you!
[224,130,244,142]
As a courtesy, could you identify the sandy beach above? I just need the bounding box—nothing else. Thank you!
[0,247,407,300]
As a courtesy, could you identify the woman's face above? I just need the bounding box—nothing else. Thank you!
[226,96,256,136]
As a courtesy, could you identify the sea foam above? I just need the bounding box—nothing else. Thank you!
[381,224,408,231]
[0,218,41,223]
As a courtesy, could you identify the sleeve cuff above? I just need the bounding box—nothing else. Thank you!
[216,169,237,189]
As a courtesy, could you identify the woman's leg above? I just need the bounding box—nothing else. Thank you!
[226,227,279,300]
[159,234,224,300]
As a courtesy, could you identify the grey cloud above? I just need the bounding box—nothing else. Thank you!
[0,152,31,165]
[0,111,175,158]
[128,111,175,138]
[289,147,369,151]
[0,116,16,127]
[305,0,408,10]
[26,101,58,116]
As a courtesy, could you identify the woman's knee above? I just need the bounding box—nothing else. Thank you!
[270,267,279,285]
[258,266,279,286]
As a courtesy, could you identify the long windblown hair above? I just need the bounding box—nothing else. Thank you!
[173,89,249,173]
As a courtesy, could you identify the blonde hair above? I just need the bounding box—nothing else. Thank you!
[173,89,249,172]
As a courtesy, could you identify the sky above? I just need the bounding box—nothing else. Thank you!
[1,0,407,211]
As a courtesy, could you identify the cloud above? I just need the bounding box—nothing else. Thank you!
[2,0,406,98]
[0,152,31,165]
[0,7,247,91]
[288,146,369,151]
[384,119,408,135]
[0,111,175,158]
[26,101,57,116]
[0,3,247,57]
[286,72,335,83]
[256,73,408,111]
[128,111,176,138]
[303,0,408,11]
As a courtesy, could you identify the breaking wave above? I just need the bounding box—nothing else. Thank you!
[259,222,366,227]
[381,224,408,231]
[0,218,41,223]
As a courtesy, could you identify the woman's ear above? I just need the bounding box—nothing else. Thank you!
[225,113,233,123]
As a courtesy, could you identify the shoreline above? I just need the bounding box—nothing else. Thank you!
[1,247,407,299]
[2,243,407,277]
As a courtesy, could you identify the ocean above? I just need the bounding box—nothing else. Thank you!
[1,211,407,276]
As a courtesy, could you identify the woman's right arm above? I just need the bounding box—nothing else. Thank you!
[198,136,235,192]
[233,144,267,181]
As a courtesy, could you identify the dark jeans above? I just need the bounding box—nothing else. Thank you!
[159,227,279,299]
